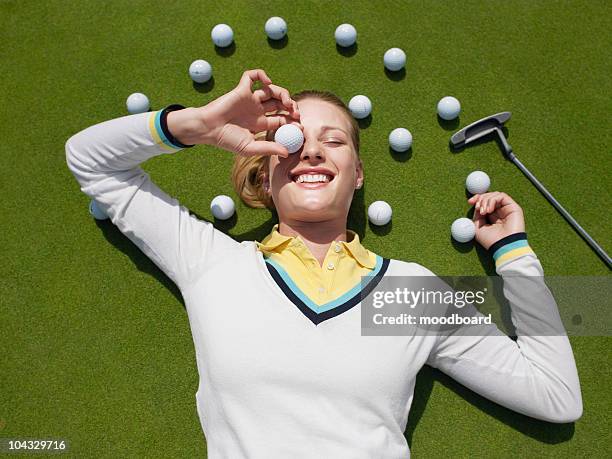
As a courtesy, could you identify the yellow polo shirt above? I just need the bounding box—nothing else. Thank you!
[255,224,378,306]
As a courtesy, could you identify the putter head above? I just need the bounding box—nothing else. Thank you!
[450,112,512,151]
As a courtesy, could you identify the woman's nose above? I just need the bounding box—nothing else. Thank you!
[299,138,324,161]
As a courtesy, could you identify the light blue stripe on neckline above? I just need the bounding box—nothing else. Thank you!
[265,255,384,313]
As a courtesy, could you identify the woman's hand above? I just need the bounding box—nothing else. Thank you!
[167,69,300,157]
[468,192,525,250]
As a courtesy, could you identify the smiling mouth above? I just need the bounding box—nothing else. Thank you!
[292,173,334,185]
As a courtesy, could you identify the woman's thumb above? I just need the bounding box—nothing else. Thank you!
[243,140,289,158]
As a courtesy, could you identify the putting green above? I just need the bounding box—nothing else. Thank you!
[1,0,610,457]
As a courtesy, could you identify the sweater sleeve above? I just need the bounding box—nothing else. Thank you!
[424,239,583,423]
[65,106,240,289]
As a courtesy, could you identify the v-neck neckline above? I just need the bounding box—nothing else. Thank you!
[256,248,390,326]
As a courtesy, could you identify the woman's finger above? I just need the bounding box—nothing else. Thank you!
[261,114,296,132]
[243,139,289,158]
[266,84,291,106]
[481,192,508,214]
[266,84,299,114]
[472,208,487,229]
[253,85,273,102]
[261,99,287,114]
[478,197,488,214]
[239,69,273,92]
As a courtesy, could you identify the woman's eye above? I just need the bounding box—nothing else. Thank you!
[324,140,344,145]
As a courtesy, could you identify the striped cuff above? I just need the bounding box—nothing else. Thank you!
[148,104,196,152]
[489,232,535,268]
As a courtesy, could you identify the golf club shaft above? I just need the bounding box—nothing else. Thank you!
[510,156,612,269]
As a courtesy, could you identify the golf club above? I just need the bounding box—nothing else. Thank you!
[450,112,611,269]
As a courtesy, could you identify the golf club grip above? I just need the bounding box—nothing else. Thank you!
[511,156,612,269]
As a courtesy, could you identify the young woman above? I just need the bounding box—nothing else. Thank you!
[66,69,582,458]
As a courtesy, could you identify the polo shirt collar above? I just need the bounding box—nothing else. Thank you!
[255,224,375,269]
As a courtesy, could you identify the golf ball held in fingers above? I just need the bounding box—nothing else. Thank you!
[348,95,372,119]
[265,17,287,40]
[211,24,234,47]
[466,171,491,195]
[437,96,461,120]
[451,217,476,243]
[211,195,235,220]
[384,48,406,71]
[368,201,393,226]
[126,93,150,114]
[189,60,212,83]
[335,24,357,47]
[274,124,304,154]
[389,128,413,152]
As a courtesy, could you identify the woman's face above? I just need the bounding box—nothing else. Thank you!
[265,98,363,223]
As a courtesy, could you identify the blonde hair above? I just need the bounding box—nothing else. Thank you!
[230,90,360,209]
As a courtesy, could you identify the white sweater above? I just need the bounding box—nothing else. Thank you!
[65,109,582,458]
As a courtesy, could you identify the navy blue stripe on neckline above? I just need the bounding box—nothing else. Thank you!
[265,257,391,325]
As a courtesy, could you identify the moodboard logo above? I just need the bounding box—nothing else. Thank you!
[360,276,612,337]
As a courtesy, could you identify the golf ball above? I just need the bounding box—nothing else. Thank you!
[210,195,235,220]
[126,93,150,114]
[335,24,357,47]
[274,124,304,154]
[368,201,393,226]
[465,171,491,195]
[348,95,372,119]
[384,47,406,71]
[211,24,234,47]
[189,60,212,84]
[389,128,413,152]
[451,217,476,243]
[437,96,461,120]
[265,17,287,40]
[89,199,109,220]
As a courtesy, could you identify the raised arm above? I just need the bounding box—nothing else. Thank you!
[425,192,582,423]
[65,69,300,289]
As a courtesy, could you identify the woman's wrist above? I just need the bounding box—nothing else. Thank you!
[166,106,217,146]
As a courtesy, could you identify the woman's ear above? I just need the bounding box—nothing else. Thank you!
[355,159,364,189]
[262,173,271,194]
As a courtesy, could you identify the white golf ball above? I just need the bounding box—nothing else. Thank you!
[335,23,357,47]
[265,17,287,40]
[389,128,413,152]
[89,199,109,220]
[437,96,461,120]
[189,59,212,84]
[465,171,491,195]
[126,93,150,114]
[274,124,304,154]
[384,47,406,71]
[368,201,393,226]
[348,95,372,119]
[451,217,476,243]
[210,195,235,220]
[211,24,234,47]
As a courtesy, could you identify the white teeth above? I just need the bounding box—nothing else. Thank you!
[295,174,331,183]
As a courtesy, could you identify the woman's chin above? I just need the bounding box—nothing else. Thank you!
[287,199,338,219]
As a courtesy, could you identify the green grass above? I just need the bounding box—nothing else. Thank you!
[1,0,610,457]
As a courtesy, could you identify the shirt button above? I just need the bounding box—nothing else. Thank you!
[318,287,325,293]
[327,262,335,270]
[334,244,341,253]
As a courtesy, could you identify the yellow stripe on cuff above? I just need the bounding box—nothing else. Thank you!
[495,245,535,267]
[148,111,179,152]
